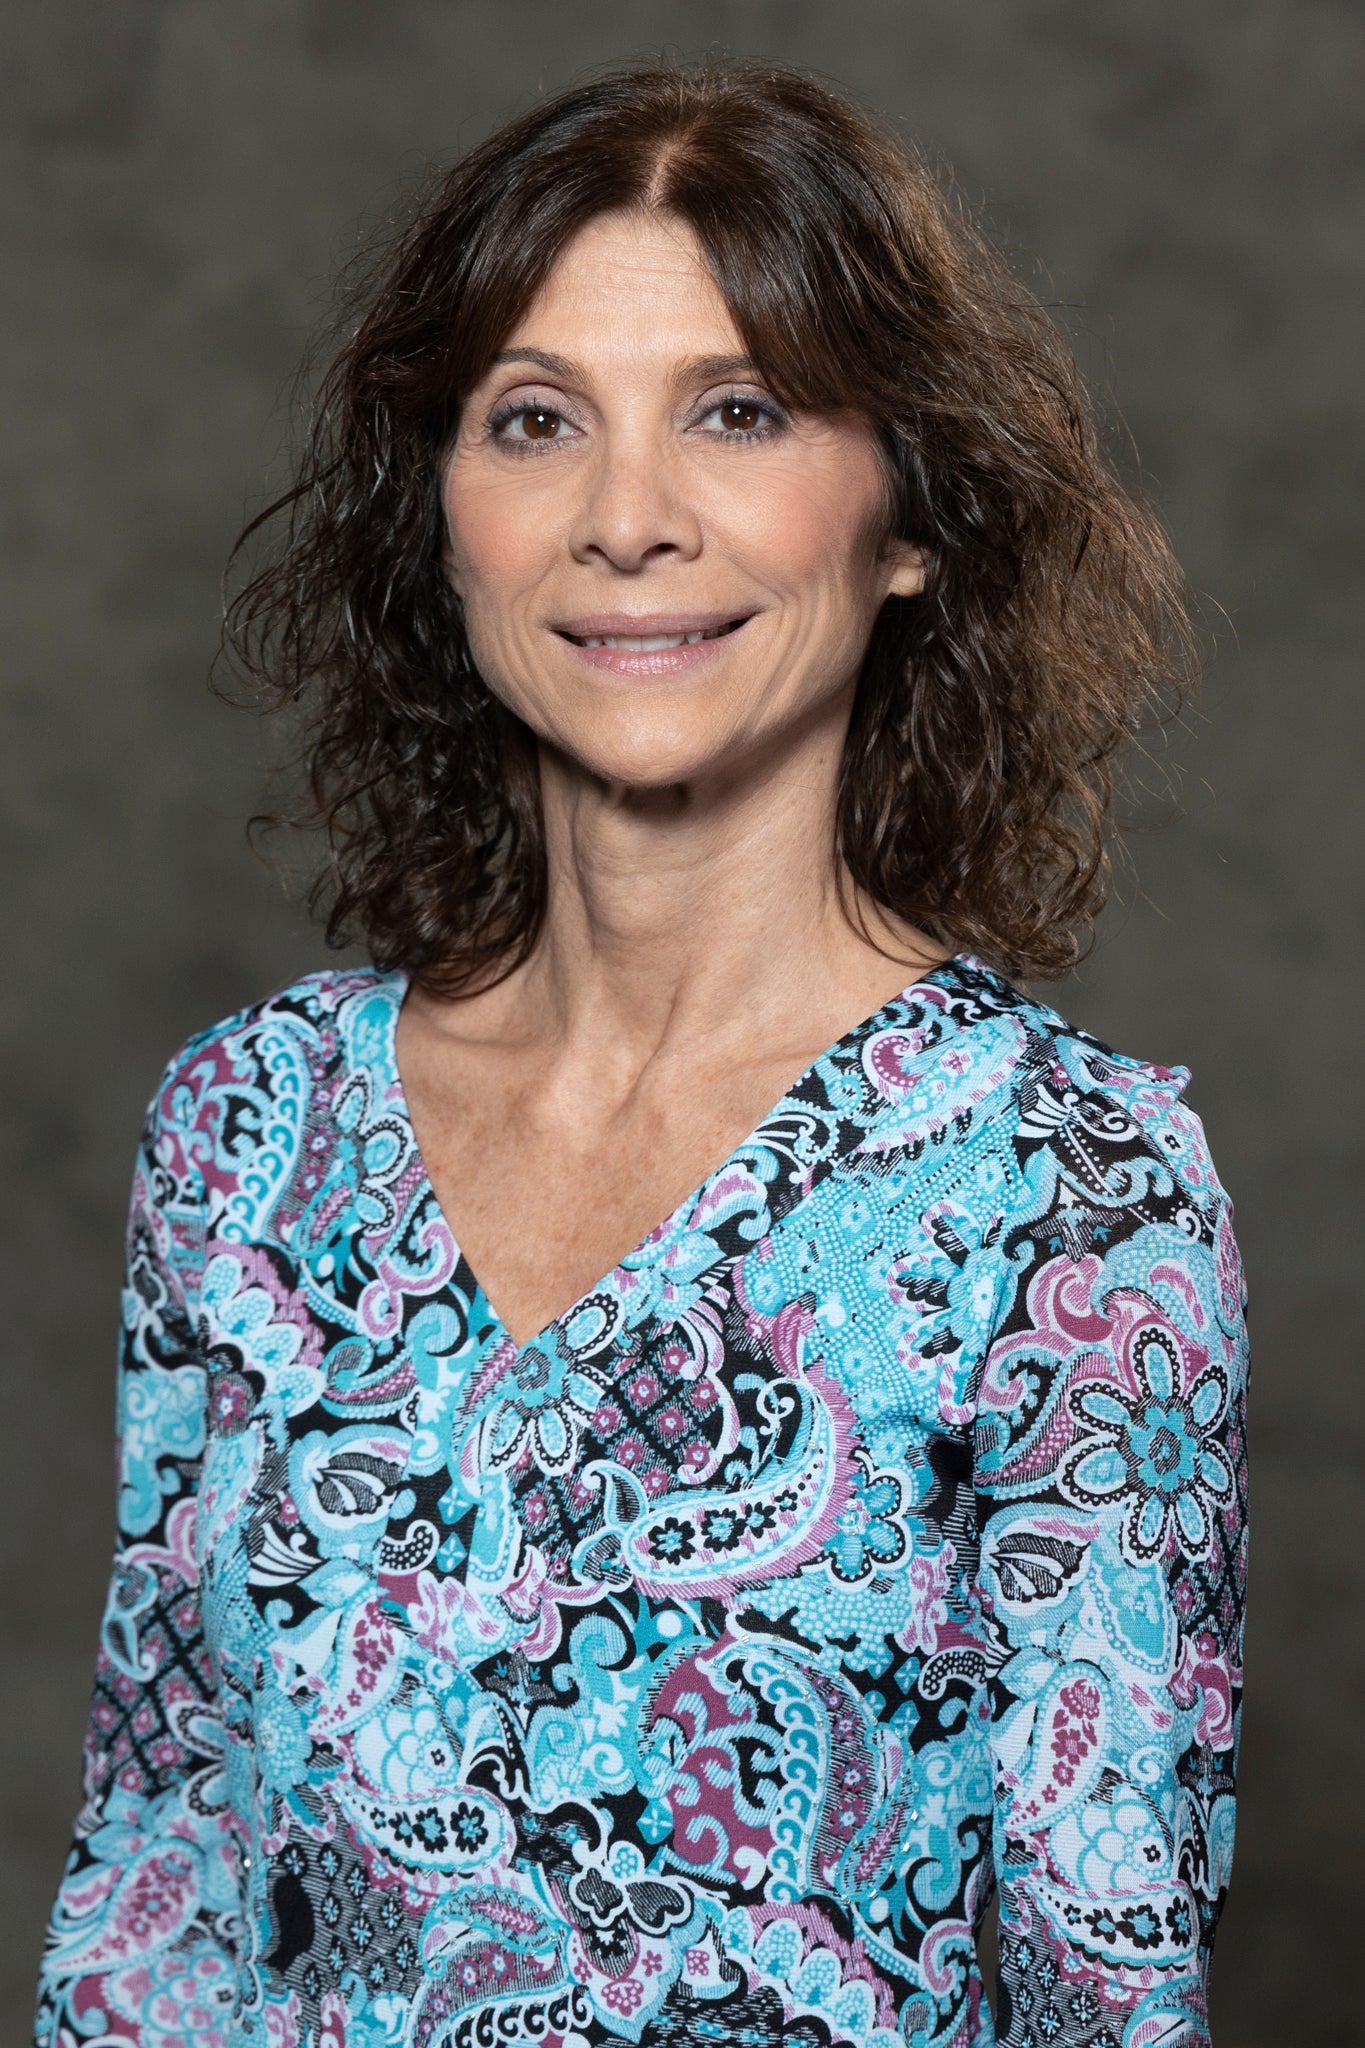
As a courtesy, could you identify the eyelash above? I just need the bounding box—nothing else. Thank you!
[484,390,789,452]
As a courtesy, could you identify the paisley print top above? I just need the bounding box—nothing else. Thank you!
[37,956,1248,2048]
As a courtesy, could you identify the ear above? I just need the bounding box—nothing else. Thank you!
[883,538,928,599]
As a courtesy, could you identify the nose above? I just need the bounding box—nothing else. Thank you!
[566,438,703,572]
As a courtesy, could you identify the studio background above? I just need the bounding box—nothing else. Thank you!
[3,3,1359,2041]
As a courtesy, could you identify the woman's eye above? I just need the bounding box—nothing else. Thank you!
[695,394,785,439]
[490,402,575,446]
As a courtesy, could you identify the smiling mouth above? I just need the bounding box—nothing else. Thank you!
[561,618,749,651]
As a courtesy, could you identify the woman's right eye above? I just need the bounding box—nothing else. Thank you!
[488,401,577,448]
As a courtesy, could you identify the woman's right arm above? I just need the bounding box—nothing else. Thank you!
[35,1061,243,2048]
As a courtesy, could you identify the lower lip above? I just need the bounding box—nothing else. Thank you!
[558,622,749,675]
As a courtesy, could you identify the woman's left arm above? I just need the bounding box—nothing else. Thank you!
[972,1114,1249,2046]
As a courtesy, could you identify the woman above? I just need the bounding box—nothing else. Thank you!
[37,60,1247,2048]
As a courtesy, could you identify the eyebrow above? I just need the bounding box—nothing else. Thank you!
[489,347,763,385]
[490,347,576,378]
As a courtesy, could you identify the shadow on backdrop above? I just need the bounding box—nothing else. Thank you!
[3,4,1360,2040]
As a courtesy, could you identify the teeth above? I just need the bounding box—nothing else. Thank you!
[579,624,734,650]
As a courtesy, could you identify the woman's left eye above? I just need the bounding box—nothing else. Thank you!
[695,395,786,439]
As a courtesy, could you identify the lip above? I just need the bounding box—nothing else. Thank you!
[553,610,753,676]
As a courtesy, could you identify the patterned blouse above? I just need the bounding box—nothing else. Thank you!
[37,956,1247,2048]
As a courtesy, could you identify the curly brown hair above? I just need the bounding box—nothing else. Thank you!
[225,58,1194,989]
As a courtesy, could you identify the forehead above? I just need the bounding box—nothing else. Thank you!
[501,210,744,361]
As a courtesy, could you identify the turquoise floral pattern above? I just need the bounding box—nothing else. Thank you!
[1061,1295,1234,1563]
[823,1456,914,1583]
[37,958,1247,2047]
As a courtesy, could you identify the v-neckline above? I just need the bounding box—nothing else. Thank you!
[377,953,971,1359]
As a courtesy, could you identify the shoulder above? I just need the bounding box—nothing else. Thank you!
[858,955,1233,1233]
[141,965,404,1215]
[163,964,399,1074]
[944,961,1244,1339]
[156,965,400,1089]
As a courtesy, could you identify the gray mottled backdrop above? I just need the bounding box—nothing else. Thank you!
[3,3,1359,2040]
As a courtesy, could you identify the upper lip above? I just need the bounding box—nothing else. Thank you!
[553,611,752,640]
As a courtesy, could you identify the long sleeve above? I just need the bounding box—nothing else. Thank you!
[971,1140,1248,2045]
[36,1066,243,2047]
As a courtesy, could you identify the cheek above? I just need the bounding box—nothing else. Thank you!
[441,469,559,612]
[708,455,885,607]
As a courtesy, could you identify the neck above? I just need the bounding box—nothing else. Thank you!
[508,702,938,1071]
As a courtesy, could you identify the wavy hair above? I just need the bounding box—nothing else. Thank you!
[224,58,1194,988]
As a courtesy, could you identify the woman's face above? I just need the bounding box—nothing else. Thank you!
[442,209,924,792]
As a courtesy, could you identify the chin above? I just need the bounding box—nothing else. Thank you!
[547,701,755,793]
[567,737,730,794]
